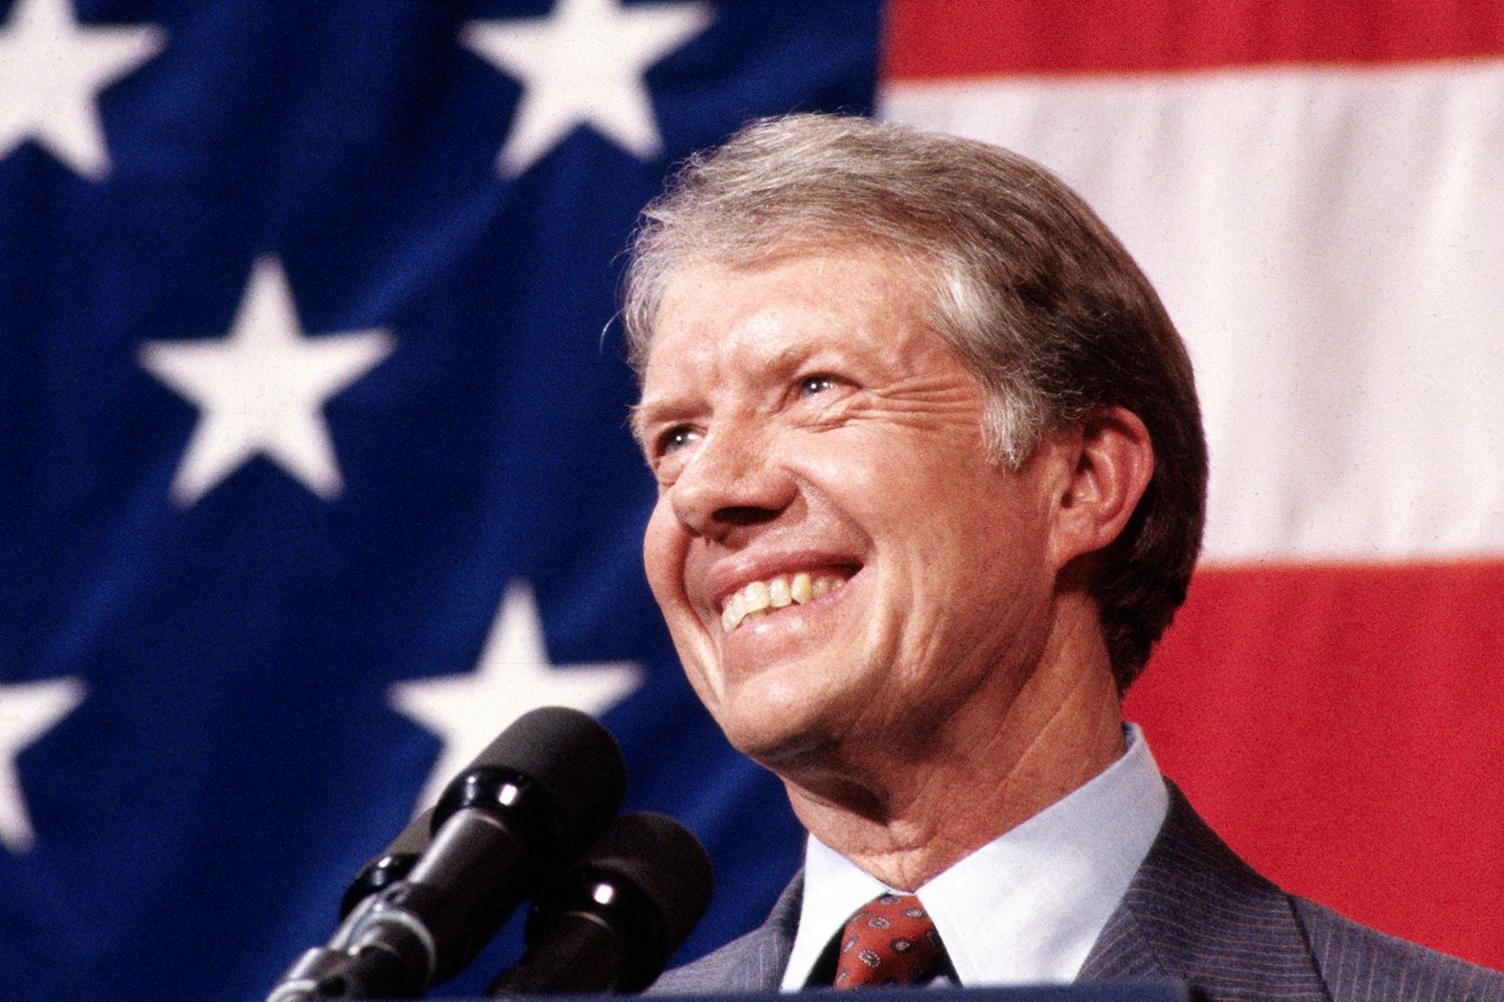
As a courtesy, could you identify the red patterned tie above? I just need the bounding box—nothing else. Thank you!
[832,893,945,988]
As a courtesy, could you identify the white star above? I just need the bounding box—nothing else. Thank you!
[0,676,86,854]
[462,0,712,176]
[390,580,643,812]
[138,257,395,506]
[0,0,163,179]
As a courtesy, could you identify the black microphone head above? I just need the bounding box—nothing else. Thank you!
[435,706,627,861]
[514,810,712,991]
[488,812,713,995]
[578,811,713,957]
[340,807,434,919]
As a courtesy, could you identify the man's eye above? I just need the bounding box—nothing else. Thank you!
[799,374,836,397]
[657,425,700,454]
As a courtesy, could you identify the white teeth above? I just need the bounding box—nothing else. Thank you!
[720,572,849,633]
[791,572,812,603]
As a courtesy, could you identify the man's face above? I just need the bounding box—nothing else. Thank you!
[636,250,1065,767]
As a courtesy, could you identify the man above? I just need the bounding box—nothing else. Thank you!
[624,114,1501,1000]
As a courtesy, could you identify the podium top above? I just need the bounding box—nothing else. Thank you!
[489,983,1194,1002]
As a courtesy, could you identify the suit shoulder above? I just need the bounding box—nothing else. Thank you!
[648,874,804,995]
[648,926,779,995]
[1295,898,1504,1001]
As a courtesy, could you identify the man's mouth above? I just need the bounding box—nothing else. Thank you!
[719,570,854,633]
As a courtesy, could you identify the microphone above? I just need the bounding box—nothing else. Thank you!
[270,809,436,1000]
[268,707,626,1001]
[486,811,713,996]
[339,807,434,920]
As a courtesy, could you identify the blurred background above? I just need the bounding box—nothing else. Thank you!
[2,0,1501,997]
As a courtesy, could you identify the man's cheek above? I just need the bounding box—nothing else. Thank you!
[642,512,681,596]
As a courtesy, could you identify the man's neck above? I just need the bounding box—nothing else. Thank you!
[777,600,1125,891]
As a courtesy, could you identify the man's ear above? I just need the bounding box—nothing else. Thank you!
[1046,406,1154,569]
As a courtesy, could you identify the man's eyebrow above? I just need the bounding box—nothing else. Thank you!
[627,397,687,447]
[630,344,818,445]
[626,402,652,447]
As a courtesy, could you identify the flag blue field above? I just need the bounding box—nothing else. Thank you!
[0,1,881,996]
[9,0,1504,996]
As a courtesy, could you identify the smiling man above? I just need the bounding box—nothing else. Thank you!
[624,115,1501,1000]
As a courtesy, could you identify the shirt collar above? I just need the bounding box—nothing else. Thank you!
[779,723,1168,990]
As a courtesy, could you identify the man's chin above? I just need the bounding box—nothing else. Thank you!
[705,690,801,743]
[711,696,849,776]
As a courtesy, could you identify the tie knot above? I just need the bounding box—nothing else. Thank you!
[833,893,945,989]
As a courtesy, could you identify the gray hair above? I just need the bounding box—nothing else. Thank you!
[623,114,1207,691]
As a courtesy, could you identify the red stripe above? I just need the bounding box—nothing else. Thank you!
[883,0,1504,80]
[1124,560,1504,970]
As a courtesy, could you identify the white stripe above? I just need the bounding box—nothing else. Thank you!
[881,61,1504,563]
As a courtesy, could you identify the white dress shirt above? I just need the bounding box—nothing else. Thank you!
[779,724,1168,990]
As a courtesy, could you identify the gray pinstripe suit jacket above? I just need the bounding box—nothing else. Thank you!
[651,787,1504,1000]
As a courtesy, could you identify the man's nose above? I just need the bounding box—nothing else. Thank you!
[669,427,794,541]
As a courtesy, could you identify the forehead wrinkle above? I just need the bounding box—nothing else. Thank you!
[636,250,941,443]
[640,310,810,404]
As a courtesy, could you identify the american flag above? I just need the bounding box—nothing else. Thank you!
[1,1,1499,998]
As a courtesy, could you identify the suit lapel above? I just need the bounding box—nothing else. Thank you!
[650,873,803,993]
[660,786,1333,999]
[1079,784,1328,1000]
